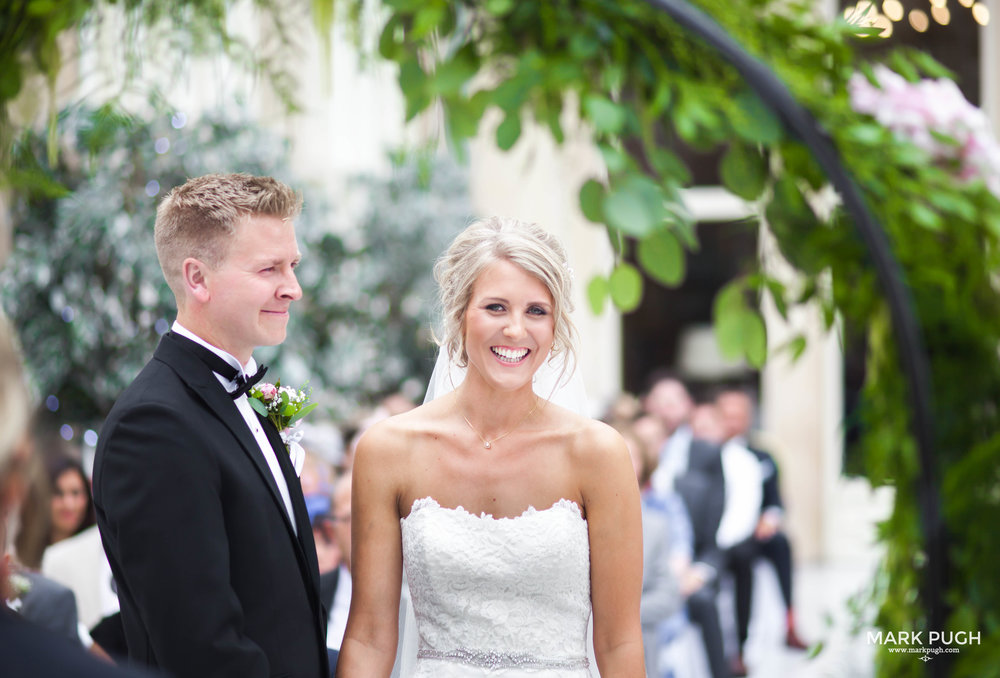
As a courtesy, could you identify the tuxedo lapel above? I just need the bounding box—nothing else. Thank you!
[261,421,321,593]
[153,335,296,537]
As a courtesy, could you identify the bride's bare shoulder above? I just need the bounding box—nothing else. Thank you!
[555,409,628,463]
[355,399,452,459]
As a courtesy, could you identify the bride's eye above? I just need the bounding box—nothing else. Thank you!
[485,303,506,312]
[527,305,548,316]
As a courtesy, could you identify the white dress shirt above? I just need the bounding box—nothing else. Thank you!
[326,565,353,650]
[715,440,763,549]
[172,322,297,534]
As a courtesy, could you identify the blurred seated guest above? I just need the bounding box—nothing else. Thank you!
[620,425,683,678]
[690,402,762,677]
[602,392,643,428]
[43,524,123,658]
[299,449,340,575]
[15,438,119,660]
[300,421,347,475]
[689,404,761,554]
[632,414,668,470]
[643,372,696,496]
[322,471,353,670]
[670,426,731,678]
[1,312,145,677]
[15,444,96,570]
[716,389,808,674]
[6,557,81,644]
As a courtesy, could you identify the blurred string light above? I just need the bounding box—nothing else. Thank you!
[845,1,991,36]
[83,430,99,447]
[60,424,74,441]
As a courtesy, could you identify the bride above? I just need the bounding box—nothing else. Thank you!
[336,217,645,677]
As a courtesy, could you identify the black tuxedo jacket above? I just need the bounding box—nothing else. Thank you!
[748,445,783,512]
[672,438,726,575]
[93,332,328,678]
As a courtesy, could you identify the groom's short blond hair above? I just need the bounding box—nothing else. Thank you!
[154,173,302,298]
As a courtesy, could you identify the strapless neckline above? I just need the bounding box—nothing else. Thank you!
[403,495,584,523]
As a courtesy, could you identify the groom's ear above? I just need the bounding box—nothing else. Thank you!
[181,258,212,304]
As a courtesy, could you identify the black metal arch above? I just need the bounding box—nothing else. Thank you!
[642,1,947,674]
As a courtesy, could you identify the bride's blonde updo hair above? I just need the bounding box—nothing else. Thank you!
[433,216,578,376]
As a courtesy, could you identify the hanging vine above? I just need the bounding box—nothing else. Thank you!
[352,0,1000,675]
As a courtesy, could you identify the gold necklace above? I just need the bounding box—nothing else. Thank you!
[461,398,540,449]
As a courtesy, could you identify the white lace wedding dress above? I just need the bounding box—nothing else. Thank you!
[401,496,593,677]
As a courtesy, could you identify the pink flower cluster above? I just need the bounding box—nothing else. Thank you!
[848,65,1000,199]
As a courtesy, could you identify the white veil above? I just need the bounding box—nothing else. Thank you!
[390,345,594,678]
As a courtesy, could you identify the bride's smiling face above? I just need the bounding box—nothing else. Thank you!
[463,259,555,391]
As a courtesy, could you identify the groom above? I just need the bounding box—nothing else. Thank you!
[93,173,328,678]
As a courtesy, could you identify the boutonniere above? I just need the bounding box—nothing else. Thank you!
[248,381,318,477]
[5,571,31,612]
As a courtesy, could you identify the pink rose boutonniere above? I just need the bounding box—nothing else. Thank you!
[248,380,318,476]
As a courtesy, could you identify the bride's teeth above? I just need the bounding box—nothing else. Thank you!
[492,347,529,362]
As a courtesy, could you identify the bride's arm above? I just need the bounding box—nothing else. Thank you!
[578,421,646,677]
[336,423,405,678]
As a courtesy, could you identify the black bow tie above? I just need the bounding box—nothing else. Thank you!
[168,332,268,400]
[229,366,268,400]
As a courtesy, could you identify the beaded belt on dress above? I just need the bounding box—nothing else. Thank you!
[418,647,590,670]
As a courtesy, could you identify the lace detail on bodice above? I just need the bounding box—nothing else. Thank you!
[401,497,592,677]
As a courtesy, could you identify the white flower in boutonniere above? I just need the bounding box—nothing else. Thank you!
[5,571,31,612]
[248,381,318,477]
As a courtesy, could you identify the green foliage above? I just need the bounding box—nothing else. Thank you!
[0,0,337,173]
[0,107,469,429]
[343,0,1000,672]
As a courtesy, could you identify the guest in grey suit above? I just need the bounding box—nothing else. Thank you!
[11,568,81,645]
[622,426,685,678]
[1,313,147,678]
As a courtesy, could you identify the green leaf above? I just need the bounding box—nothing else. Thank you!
[377,15,403,60]
[649,148,692,186]
[602,174,666,238]
[609,263,643,312]
[910,202,943,231]
[764,278,788,320]
[445,99,481,144]
[720,142,768,201]
[579,179,606,223]
[781,334,808,362]
[637,229,685,286]
[484,0,515,15]
[496,110,522,150]
[399,58,430,120]
[248,398,268,417]
[731,90,783,144]
[714,281,745,318]
[583,95,627,134]
[586,275,609,315]
[431,50,478,96]
[411,4,447,39]
[741,310,767,367]
[598,143,629,174]
[714,306,745,360]
[289,402,319,424]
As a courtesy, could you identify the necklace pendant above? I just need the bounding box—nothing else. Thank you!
[484,441,492,449]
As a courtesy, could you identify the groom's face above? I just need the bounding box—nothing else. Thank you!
[202,214,302,362]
